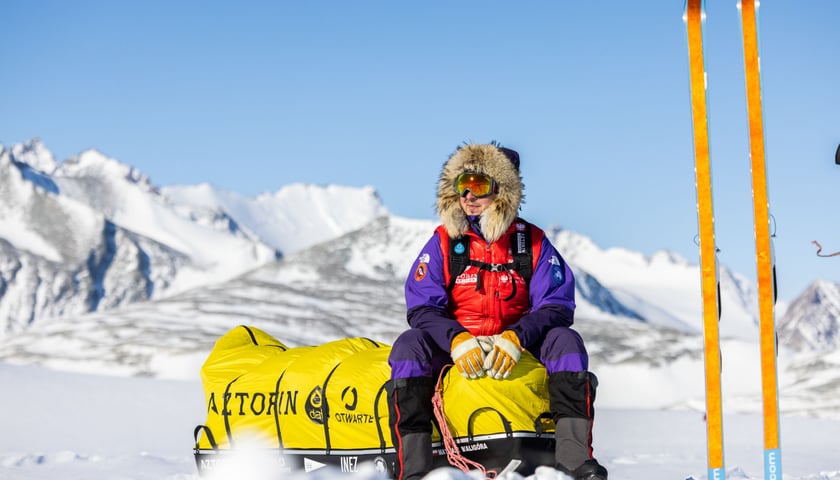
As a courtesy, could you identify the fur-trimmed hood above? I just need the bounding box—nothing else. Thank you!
[436,142,523,243]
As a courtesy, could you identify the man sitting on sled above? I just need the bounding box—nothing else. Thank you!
[388,142,608,480]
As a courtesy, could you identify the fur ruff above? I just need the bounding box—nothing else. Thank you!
[436,142,523,243]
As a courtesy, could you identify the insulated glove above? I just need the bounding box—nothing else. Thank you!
[483,330,523,379]
[476,335,497,354]
[450,332,486,379]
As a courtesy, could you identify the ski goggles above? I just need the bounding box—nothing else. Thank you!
[454,172,498,198]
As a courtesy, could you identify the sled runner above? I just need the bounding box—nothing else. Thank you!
[193,325,556,477]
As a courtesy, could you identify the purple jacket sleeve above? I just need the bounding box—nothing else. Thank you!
[404,232,467,352]
[506,235,576,349]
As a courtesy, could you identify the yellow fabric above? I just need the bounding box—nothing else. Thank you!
[195,326,552,454]
[199,325,288,401]
[197,325,298,450]
[324,348,393,449]
[276,337,386,449]
[441,350,553,438]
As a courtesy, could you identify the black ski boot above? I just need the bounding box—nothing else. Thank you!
[549,371,608,480]
[388,376,435,480]
[557,459,608,480]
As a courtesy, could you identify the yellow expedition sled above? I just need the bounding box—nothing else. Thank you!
[193,325,556,477]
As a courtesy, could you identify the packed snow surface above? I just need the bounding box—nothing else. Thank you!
[1,363,838,480]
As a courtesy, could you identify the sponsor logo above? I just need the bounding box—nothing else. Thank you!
[341,386,358,410]
[199,454,287,472]
[304,458,327,472]
[433,442,489,455]
[551,266,564,286]
[340,456,359,472]
[199,458,224,470]
[516,233,526,253]
[340,456,359,473]
[333,412,375,423]
[334,384,375,423]
[373,457,388,474]
[305,386,324,424]
[414,263,427,281]
[454,273,478,285]
[207,390,299,416]
[453,242,466,254]
[418,253,430,263]
[458,441,490,452]
[765,449,780,480]
[548,255,565,286]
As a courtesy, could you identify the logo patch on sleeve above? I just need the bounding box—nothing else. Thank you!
[414,263,428,281]
[549,255,565,286]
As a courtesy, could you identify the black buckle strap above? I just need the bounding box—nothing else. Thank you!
[468,260,519,300]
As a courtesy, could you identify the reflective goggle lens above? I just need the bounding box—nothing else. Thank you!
[454,173,497,198]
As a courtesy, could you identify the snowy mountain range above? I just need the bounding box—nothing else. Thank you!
[1,138,839,419]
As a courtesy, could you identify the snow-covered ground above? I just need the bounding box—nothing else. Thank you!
[1,363,837,480]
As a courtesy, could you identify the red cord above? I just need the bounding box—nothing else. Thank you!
[432,365,497,479]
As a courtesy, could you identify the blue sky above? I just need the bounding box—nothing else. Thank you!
[2,1,838,304]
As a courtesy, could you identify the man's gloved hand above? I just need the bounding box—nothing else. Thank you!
[476,335,497,354]
[483,330,523,379]
[450,332,486,379]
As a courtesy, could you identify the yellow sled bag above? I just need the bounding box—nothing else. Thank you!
[193,326,555,477]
